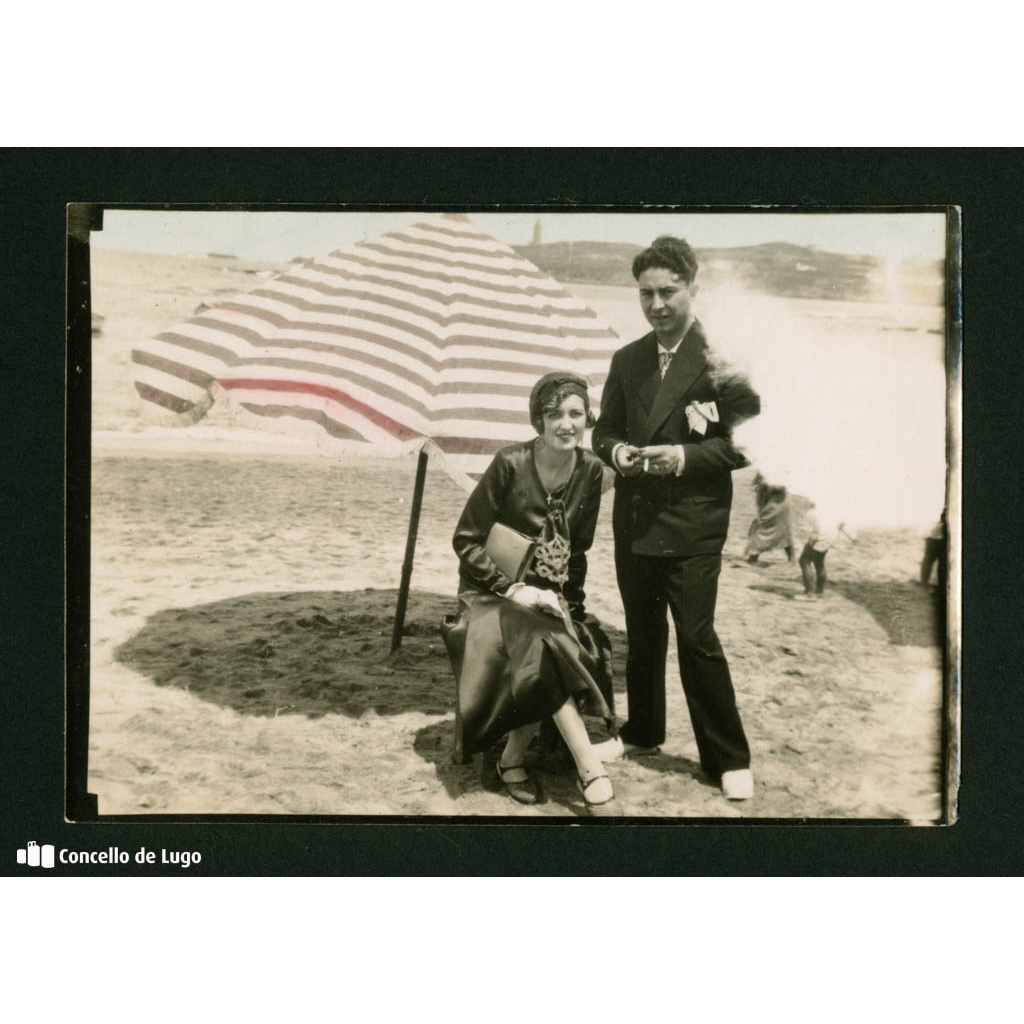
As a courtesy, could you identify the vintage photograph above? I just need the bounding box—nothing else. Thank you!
[82,207,956,820]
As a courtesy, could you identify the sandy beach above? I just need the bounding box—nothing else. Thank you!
[86,248,950,819]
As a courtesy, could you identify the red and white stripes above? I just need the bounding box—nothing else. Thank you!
[131,213,620,489]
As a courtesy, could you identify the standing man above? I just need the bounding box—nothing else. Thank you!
[592,235,758,800]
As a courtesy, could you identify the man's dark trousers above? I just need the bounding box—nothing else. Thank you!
[614,544,750,776]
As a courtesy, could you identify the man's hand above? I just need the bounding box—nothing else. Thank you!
[637,445,681,476]
[613,443,643,477]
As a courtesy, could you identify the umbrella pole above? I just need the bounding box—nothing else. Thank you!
[391,447,429,651]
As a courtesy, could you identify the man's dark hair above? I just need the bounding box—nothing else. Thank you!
[631,235,699,284]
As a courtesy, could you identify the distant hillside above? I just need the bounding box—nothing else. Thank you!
[514,241,643,287]
[514,240,944,304]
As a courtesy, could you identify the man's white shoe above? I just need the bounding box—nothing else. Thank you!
[591,736,660,762]
[721,769,754,800]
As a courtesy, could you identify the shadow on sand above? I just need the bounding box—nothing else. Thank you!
[115,587,465,720]
[623,750,717,788]
[833,579,944,648]
[115,586,631,813]
[745,576,944,650]
[746,582,804,601]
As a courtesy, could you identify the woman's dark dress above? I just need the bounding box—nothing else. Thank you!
[443,440,614,761]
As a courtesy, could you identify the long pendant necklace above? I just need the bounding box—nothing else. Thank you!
[537,451,574,505]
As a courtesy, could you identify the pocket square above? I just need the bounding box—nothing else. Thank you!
[685,400,719,435]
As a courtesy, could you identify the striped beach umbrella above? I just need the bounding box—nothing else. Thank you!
[131,212,621,491]
[131,212,622,647]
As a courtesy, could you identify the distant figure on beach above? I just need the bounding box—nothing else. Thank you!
[590,234,761,802]
[441,372,617,812]
[795,507,856,602]
[919,510,947,588]
[743,474,794,564]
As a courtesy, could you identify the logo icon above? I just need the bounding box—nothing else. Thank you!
[17,841,55,869]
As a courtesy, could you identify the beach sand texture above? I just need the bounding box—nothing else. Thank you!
[87,250,949,819]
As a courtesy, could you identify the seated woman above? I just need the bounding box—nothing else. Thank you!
[442,371,616,811]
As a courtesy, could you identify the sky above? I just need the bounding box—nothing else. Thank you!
[92,209,948,264]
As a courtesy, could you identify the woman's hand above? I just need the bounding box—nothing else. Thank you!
[506,584,563,617]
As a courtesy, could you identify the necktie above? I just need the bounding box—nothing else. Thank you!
[659,349,674,378]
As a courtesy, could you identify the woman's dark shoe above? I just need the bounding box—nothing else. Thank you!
[496,761,540,805]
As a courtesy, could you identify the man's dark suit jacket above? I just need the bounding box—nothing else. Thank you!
[592,320,757,558]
